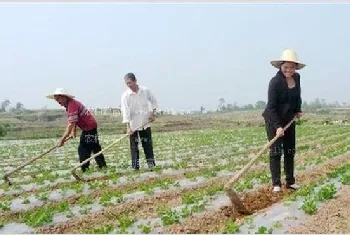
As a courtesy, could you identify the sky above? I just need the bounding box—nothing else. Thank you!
[0,3,349,112]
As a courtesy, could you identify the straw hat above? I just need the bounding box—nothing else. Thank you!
[46,88,75,99]
[270,49,306,70]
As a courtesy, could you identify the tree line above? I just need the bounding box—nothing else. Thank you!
[214,98,348,113]
[0,99,24,112]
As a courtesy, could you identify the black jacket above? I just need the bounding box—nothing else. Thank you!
[262,70,302,129]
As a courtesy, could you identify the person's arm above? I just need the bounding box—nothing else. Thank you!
[295,73,303,116]
[265,78,283,129]
[146,89,159,119]
[61,123,76,140]
[58,101,79,146]
[121,94,133,135]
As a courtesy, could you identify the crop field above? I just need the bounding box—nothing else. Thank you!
[1,119,350,234]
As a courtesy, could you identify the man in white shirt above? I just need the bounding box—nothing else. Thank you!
[121,73,159,171]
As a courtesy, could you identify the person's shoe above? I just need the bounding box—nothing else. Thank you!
[272,186,281,193]
[81,167,89,173]
[286,183,299,190]
[147,164,154,172]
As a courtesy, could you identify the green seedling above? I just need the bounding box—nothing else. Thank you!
[139,183,154,195]
[316,183,337,201]
[243,216,256,229]
[22,197,30,204]
[138,223,152,234]
[66,210,75,218]
[341,173,350,185]
[152,165,162,173]
[0,183,10,191]
[116,212,135,233]
[221,220,240,234]
[181,192,203,204]
[272,221,283,229]
[286,183,315,201]
[99,190,124,206]
[23,206,53,227]
[257,172,270,184]
[183,171,198,180]
[54,201,70,213]
[77,195,94,206]
[79,206,90,215]
[86,224,115,234]
[158,179,174,190]
[0,200,11,211]
[327,163,350,179]
[235,179,254,192]
[180,206,193,218]
[255,226,273,234]
[205,184,224,196]
[301,197,317,215]
[14,185,22,190]
[202,169,217,178]
[37,192,49,202]
[0,218,4,228]
[157,205,180,226]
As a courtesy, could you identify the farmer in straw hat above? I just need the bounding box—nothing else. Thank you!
[262,49,306,193]
[46,88,107,172]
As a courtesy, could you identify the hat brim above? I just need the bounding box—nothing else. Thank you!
[46,94,75,99]
[270,60,306,70]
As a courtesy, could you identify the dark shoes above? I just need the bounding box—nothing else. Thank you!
[133,162,155,172]
[286,183,300,190]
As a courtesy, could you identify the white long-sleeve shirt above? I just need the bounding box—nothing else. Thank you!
[120,86,159,131]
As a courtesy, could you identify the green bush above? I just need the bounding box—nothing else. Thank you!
[0,123,9,137]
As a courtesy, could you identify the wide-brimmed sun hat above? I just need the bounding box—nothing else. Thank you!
[46,88,75,99]
[270,49,306,70]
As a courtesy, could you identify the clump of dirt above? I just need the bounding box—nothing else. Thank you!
[287,185,350,234]
[242,186,287,212]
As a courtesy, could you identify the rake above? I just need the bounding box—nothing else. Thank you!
[70,120,153,182]
[224,116,297,215]
[2,136,73,185]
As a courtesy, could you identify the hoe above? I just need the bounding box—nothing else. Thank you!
[70,120,152,181]
[2,136,72,185]
[224,116,297,215]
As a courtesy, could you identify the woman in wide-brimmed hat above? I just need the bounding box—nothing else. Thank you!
[262,49,306,193]
[46,88,107,172]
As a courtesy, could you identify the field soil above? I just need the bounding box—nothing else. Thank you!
[287,185,350,234]
[36,152,350,234]
[163,153,350,233]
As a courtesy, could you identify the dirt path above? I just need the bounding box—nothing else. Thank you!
[287,185,350,234]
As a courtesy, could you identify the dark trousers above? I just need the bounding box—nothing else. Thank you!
[78,128,107,172]
[265,121,296,187]
[129,127,155,169]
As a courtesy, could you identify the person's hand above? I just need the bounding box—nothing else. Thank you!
[296,112,303,118]
[57,137,66,147]
[149,112,157,122]
[276,127,284,137]
[126,127,133,136]
[67,133,76,139]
